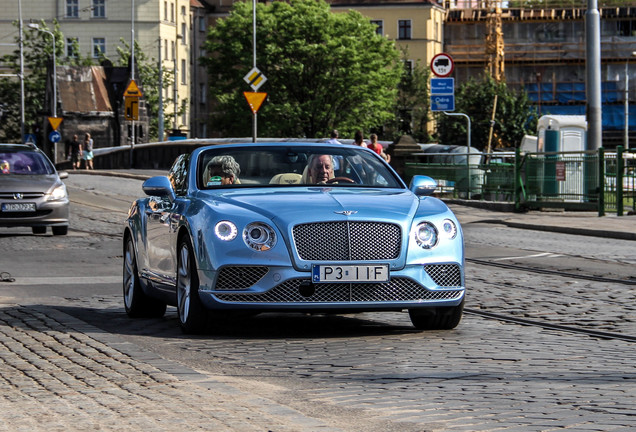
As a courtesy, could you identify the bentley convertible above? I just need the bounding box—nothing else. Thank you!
[123,142,465,333]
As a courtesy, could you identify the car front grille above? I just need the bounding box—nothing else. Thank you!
[214,277,463,304]
[293,221,401,261]
[0,192,45,199]
[425,264,462,287]
[215,266,269,290]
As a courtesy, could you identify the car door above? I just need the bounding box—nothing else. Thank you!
[145,154,189,290]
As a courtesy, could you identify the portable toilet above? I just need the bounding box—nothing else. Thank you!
[535,115,587,200]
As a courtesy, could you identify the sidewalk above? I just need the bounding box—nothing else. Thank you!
[448,202,636,241]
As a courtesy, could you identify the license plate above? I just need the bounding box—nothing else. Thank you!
[1,202,36,212]
[312,264,389,283]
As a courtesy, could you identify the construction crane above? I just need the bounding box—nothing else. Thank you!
[484,0,505,82]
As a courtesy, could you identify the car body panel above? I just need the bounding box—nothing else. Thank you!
[124,142,465,319]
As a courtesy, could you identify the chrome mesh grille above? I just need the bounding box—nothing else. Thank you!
[214,277,463,303]
[215,266,269,290]
[0,192,44,199]
[293,222,401,261]
[425,264,462,287]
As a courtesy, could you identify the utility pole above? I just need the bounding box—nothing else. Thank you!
[158,39,164,141]
[585,0,602,151]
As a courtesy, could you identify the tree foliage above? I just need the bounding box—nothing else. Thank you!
[390,50,432,143]
[0,20,64,142]
[202,0,402,139]
[437,76,537,151]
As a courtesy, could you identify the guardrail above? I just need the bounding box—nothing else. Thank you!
[405,147,636,216]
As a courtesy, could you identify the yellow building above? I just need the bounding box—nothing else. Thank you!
[0,0,192,140]
[328,0,447,72]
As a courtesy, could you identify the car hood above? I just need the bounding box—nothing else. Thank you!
[200,187,448,225]
[0,174,61,193]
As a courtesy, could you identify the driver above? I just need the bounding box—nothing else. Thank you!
[305,154,334,184]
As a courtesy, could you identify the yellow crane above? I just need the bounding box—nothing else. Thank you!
[484,0,505,82]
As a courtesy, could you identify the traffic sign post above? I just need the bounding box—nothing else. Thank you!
[125,97,139,121]
[430,78,454,94]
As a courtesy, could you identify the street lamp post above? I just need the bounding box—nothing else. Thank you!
[28,23,57,163]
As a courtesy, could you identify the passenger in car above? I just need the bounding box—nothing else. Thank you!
[1,160,9,174]
[206,155,241,186]
[304,154,335,184]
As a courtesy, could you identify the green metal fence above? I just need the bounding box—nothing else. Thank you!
[404,147,634,216]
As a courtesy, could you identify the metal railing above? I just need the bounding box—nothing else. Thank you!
[404,147,635,216]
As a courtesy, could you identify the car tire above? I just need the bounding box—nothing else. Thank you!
[32,226,46,234]
[176,237,208,334]
[123,235,166,318]
[52,226,68,236]
[408,299,464,330]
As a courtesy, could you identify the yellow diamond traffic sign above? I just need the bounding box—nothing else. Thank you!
[243,67,267,91]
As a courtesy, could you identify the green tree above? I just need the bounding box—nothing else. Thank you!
[437,76,537,151]
[202,0,402,138]
[390,51,432,143]
[0,20,64,142]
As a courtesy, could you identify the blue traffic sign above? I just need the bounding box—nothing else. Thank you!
[431,78,454,94]
[49,130,61,143]
[430,95,455,112]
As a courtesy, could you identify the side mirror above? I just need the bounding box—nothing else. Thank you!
[58,171,69,180]
[142,176,176,202]
[409,175,437,197]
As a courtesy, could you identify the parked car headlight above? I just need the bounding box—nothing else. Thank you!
[413,221,438,249]
[442,219,458,239]
[243,222,276,251]
[215,220,238,241]
[47,184,67,201]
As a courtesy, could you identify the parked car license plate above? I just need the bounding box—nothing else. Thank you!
[312,264,389,283]
[1,202,36,212]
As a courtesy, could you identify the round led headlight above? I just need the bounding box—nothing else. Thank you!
[214,220,238,241]
[243,222,277,251]
[413,221,438,249]
[442,219,458,239]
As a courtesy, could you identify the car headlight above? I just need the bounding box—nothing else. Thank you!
[48,184,67,201]
[413,221,438,249]
[243,222,276,251]
[215,220,238,241]
[442,219,458,239]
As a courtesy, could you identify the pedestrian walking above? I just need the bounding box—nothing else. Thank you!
[66,134,82,170]
[82,133,94,170]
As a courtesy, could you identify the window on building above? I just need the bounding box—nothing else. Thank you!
[199,16,206,32]
[199,83,206,104]
[164,2,168,20]
[398,19,412,40]
[165,39,169,60]
[181,59,186,84]
[171,41,175,60]
[181,5,186,15]
[403,60,414,75]
[66,0,79,18]
[171,2,175,22]
[181,23,187,44]
[92,0,105,18]
[66,37,79,58]
[370,20,383,36]
[92,38,105,58]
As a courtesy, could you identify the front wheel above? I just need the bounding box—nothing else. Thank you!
[123,236,166,318]
[408,300,464,330]
[176,237,208,334]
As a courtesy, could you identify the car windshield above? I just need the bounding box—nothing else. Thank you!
[198,145,402,189]
[0,150,55,175]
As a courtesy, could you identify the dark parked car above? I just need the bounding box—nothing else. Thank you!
[123,142,465,333]
[0,143,69,235]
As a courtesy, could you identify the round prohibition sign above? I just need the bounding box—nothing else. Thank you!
[430,53,454,77]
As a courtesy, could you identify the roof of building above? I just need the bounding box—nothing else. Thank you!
[57,66,112,113]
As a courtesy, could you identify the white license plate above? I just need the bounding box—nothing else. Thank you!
[312,264,389,283]
[1,202,36,212]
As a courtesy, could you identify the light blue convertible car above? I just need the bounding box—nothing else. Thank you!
[123,142,465,333]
